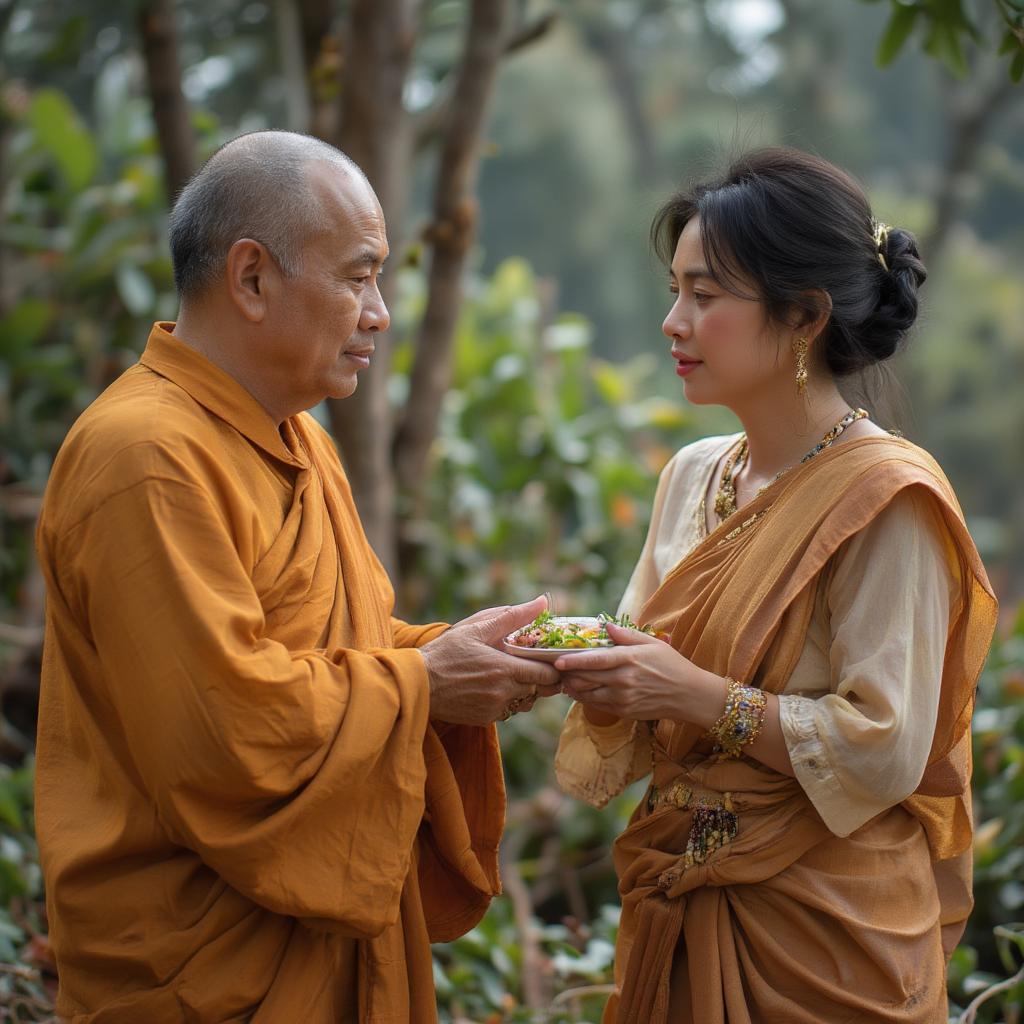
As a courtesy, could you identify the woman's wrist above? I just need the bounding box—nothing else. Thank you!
[673,668,729,728]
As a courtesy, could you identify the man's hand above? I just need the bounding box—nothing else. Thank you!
[421,596,561,726]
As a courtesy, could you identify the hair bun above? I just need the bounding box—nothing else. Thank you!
[861,227,927,361]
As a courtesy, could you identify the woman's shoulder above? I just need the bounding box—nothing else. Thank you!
[661,432,741,480]
[646,433,741,523]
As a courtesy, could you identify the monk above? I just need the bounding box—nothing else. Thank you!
[34,130,559,1023]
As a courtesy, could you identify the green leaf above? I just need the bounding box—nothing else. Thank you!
[1011,49,1024,82]
[28,88,99,192]
[877,4,919,66]
[948,943,979,988]
[924,18,969,78]
[0,854,27,900]
[0,788,25,830]
[592,360,631,405]
[0,298,52,359]
[997,28,1019,56]
[1013,601,1024,637]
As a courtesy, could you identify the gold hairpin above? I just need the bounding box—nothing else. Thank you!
[872,219,890,271]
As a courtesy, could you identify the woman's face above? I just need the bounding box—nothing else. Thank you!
[662,217,791,408]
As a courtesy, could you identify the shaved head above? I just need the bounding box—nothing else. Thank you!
[168,130,370,300]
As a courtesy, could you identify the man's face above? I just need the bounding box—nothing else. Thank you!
[263,165,390,415]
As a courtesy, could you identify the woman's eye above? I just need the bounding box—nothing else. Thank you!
[694,291,714,304]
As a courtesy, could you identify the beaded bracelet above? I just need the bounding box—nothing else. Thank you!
[706,678,767,758]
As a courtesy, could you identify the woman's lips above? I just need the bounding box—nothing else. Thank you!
[675,358,701,377]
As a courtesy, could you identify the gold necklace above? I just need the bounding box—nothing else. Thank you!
[713,408,868,523]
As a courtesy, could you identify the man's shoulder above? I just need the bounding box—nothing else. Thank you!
[43,365,226,526]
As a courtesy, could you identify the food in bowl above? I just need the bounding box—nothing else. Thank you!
[507,610,657,650]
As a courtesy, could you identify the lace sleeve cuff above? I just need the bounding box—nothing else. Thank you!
[778,694,850,835]
[554,702,651,809]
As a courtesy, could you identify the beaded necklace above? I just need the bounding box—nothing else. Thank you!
[713,408,869,523]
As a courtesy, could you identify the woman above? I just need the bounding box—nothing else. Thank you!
[554,148,997,1024]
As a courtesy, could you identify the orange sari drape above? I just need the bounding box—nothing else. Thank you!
[606,437,996,1024]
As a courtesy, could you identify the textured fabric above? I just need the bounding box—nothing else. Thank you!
[557,435,955,835]
[559,434,996,1024]
[35,322,504,1023]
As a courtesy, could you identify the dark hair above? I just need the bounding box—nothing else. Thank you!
[651,148,927,376]
[168,130,362,300]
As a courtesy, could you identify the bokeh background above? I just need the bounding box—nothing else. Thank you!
[0,0,1022,1020]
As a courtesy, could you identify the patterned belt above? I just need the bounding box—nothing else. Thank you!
[644,779,738,876]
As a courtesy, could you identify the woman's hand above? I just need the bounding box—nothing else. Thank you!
[556,623,727,727]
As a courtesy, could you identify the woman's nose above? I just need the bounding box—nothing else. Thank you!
[662,305,690,342]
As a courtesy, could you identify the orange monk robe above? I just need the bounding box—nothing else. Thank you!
[35,322,505,1023]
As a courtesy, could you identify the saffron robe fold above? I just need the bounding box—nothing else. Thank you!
[604,436,996,1024]
[35,323,504,1023]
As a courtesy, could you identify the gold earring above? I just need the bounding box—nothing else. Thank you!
[793,337,809,395]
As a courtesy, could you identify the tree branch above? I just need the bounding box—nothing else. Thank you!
[922,72,1016,262]
[506,10,559,55]
[500,797,553,1011]
[393,0,511,506]
[137,0,196,202]
[413,12,557,153]
[581,10,658,184]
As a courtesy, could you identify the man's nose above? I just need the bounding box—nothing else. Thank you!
[361,281,390,333]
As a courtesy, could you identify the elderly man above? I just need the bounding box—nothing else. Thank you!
[35,131,558,1022]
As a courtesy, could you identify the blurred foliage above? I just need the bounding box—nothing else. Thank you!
[389,257,696,620]
[0,759,52,1021]
[0,69,185,495]
[947,605,1024,1023]
[1,0,1023,1020]
[898,230,1024,584]
[871,0,1024,80]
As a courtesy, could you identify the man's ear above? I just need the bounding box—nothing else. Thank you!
[225,239,275,323]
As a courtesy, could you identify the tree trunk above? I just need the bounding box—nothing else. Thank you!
[299,0,340,142]
[393,0,510,508]
[326,0,421,576]
[138,0,196,202]
[274,0,313,132]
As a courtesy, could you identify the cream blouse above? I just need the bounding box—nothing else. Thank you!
[555,434,956,837]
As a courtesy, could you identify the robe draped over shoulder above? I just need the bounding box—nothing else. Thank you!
[35,322,504,1023]
[560,434,996,1024]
